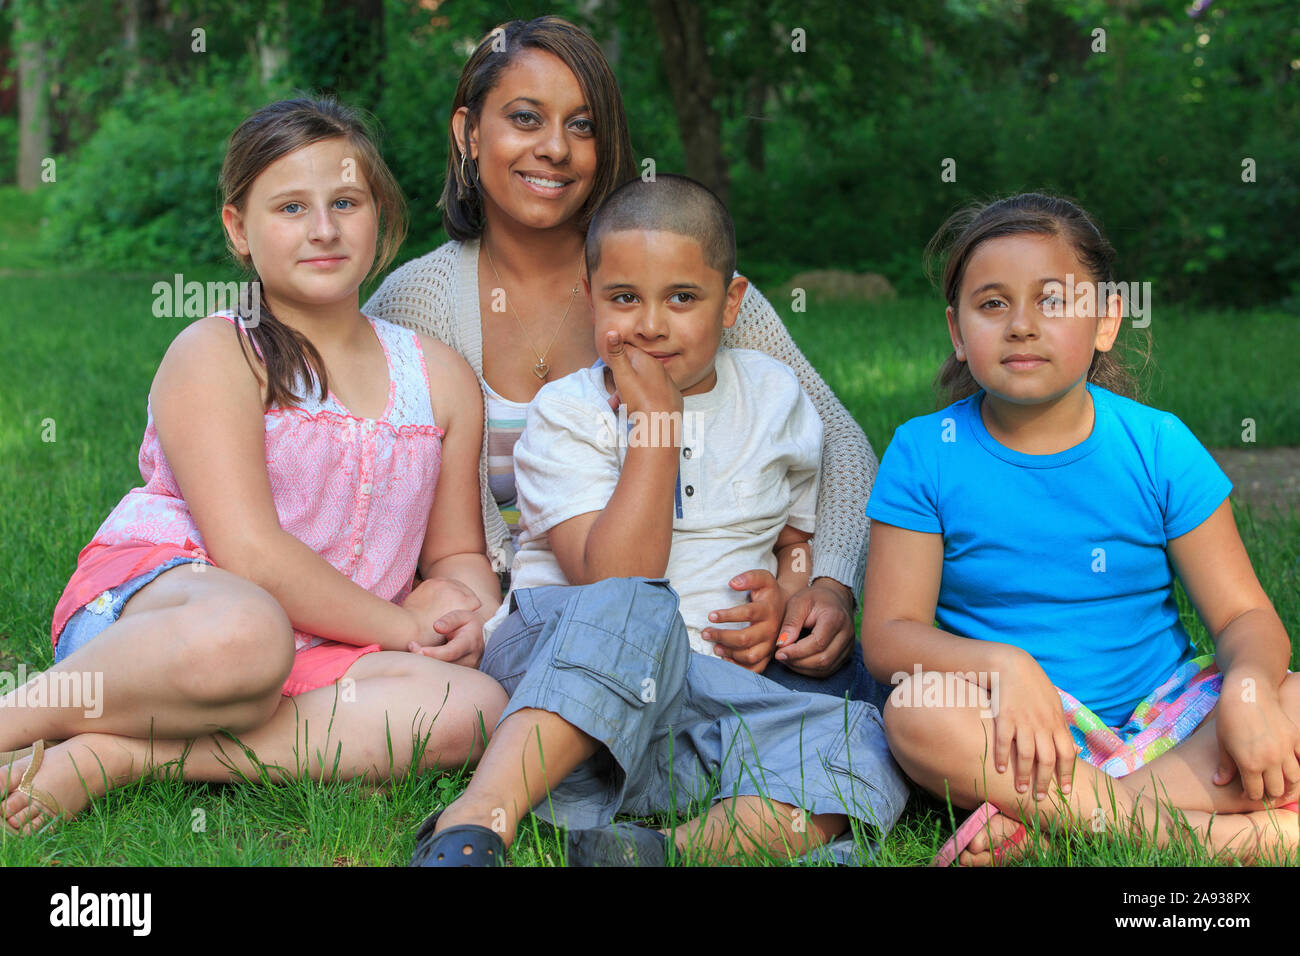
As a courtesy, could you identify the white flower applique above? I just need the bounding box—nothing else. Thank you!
[88,590,115,615]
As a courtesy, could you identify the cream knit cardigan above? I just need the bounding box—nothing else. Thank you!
[362,239,876,600]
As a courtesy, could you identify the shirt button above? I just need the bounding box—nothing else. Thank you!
[684,485,694,497]
[353,542,363,556]
[682,447,692,459]
[360,482,372,495]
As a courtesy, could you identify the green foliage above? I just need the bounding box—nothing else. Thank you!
[41,73,266,270]
[10,0,1300,303]
[731,0,1300,305]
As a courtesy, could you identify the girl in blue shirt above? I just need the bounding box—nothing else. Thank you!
[863,193,1299,865]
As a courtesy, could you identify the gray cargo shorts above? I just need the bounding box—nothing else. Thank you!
[480,577,908,863]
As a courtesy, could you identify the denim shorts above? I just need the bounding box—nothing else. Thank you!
[55,555,211,664]
[480,577,909,863]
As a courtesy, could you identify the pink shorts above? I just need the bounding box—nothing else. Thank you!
[282,640,382,697]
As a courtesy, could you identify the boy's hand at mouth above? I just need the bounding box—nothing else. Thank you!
[602,330,683,418]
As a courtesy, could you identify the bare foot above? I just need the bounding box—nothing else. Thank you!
[0,734,149,834]
[958,812,1051,867]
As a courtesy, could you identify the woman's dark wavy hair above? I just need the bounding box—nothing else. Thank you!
[220,96,408,410]
[440,16,637,240]
[924,192,1149,408]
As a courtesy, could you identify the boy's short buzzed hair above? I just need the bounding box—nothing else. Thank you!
[585,174,737,284]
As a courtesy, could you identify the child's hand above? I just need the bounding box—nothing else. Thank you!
[995,648,1080,801]
[407,608,487,669]
[402,577,482,648]
[1213,675,1300,803]
[601,330,683,417]
[704,570,787,674]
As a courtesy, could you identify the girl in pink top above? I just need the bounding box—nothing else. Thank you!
[0,98,506,835]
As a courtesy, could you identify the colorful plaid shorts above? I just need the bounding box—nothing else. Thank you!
[1060,654,1221,777]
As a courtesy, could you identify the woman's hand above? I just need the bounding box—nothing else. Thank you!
[994,647,1079,801]
[1214,671,1300,803]
[772,579,855,677]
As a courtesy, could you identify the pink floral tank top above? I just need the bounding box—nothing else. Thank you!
[52,312,444,649]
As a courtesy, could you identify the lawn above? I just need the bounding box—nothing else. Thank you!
[1,187,1297,866]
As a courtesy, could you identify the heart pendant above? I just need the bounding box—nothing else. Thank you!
[533,362,549,379]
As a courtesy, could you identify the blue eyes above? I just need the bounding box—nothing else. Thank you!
[280,198,357,214]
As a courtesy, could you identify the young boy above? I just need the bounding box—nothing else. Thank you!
[409,175,906,866]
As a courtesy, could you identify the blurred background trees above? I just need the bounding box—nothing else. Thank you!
[2,0,1297,305]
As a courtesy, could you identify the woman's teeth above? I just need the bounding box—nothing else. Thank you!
[522,175,567,188]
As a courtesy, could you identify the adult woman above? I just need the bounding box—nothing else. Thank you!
[364,16,880,704]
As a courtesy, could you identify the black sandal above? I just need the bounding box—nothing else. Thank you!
[408,810,507,867]
[565,822,668,867]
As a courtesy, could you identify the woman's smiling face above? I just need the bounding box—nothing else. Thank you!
[457,49,599,233]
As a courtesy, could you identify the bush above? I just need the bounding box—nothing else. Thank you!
[43,73,267,271]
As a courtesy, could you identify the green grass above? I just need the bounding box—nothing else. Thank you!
[1,199,1297,866]
[0,187,52,273]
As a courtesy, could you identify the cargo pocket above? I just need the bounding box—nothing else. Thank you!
[551,628,661,710]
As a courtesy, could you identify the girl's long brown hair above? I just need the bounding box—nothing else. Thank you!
[925,192,1149,408]
[440,16,638,240]
[220,96,408,409]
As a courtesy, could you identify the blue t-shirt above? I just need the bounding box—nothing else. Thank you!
[866,384,1232,726]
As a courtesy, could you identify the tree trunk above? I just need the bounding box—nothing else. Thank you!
[338,0,385,100]
[123,0,141,91]
[15,6,51,192]
[647,0,729,204]
[580,0,620,68]
[256,1,290,87]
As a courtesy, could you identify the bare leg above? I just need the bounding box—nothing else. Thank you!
[1,651,507,832]
[1121,672,1300,812]
[886,673,1300,865]
[665,797,848,862]
[0,566,296,750]
[437,706,852,863]
[434,707,600,845]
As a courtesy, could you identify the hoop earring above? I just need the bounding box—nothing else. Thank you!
[459,150,477,192]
